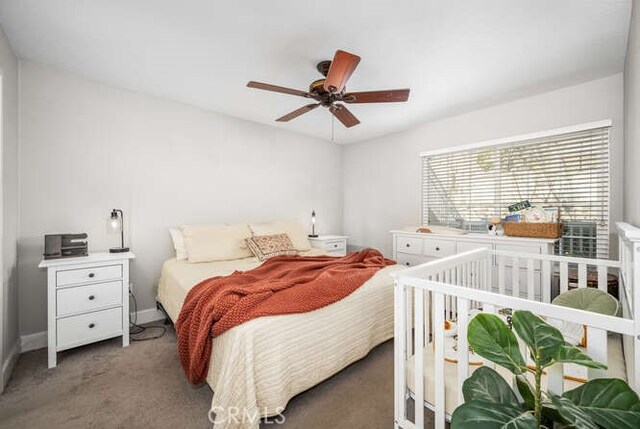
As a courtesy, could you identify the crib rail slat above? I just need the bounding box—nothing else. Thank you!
[414,288,425,428]
[393,280,407,426]
[578,264,587,288]
[527,259,535,300]
[457,298,470,406]
[498,256,506,295]
[542,260,551,303]
[597,265,608,293]
[560,262,569,293]
[547,363,564,396]
[512,256,520,298]
[587,328,607,380]
[434,292,446,429]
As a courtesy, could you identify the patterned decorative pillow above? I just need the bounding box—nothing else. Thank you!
[245,233,298,261]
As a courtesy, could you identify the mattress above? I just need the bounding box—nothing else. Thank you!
[406,335,627,416]
[157,251,403,429]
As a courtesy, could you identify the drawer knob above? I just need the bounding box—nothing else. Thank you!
[88,295,95,301]
[405,262,410,266]
[334,244,338,248]
[406,243,410,247]
[88,273,95,278]
[88,323,95,329]
[435,247,440,251]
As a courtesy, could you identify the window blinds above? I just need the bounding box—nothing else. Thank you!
[422,126,610,258]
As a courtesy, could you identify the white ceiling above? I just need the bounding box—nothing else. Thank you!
[0,0,631,143]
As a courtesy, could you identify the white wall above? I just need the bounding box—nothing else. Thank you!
[625,1,640,226]
[343,74,624,257]
[18,62,343,337]
[0,24,19,387]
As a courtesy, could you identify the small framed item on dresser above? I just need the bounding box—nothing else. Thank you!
[39,251,135,368]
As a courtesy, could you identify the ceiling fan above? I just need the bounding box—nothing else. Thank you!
[247,50,410,128]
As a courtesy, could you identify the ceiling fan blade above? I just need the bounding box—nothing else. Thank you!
[247,81,314,98]
[343,89,410,103]
[324,50,361,94]
[329,104,360,128]
[275,103,320,122]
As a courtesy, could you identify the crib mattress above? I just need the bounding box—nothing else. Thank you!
[406,334,626,416]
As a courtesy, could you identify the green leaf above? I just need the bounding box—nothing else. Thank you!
[515,375,535,410]
[468,314,525,375]
[552,288,619,316]
[512,310,564,367]
[451,401,537,429]
[462,366,520,407]
[554,345,607,370]
[550,395,599,429]
[562,378,640,429]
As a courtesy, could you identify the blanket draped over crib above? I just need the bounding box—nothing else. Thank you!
[175,248,395,384]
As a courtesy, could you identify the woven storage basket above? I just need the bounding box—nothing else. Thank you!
[503,222,563,239]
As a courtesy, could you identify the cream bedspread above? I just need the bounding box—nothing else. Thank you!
[157,250,402,429]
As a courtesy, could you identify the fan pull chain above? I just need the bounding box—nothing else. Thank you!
[331,113,335,142]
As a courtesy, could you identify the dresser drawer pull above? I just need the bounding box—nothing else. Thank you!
[435,247,440,251]
[88,295,95,300]
[333,244,338,248]
[88,272,95,278]
[88,323,95,329]
[405,262,410,266]
[406,243,410,247]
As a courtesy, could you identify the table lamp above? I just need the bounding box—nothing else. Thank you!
[108,209,130,253]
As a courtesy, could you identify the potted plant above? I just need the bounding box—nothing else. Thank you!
[450,310,640,428]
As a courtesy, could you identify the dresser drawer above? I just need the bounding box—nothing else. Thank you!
[56,281,123,317]
[57,264,122,287]
[396,253,435,267]
[422,239,455,258]
[397,236,423,255]
[57,307,122,350]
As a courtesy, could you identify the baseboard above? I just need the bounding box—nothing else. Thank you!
[134,308,166,324]
[19,308,167,352]
[1,340,20,391]
[20,331,47,353]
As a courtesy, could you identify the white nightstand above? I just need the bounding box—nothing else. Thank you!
[308,235,349,256]
[39,252,135,368]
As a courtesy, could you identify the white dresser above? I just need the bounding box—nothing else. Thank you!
[308,235,349,256]
[391,229,557,299]
[39,252,135,368]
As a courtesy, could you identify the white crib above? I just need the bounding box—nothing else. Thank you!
[393,222,640,429]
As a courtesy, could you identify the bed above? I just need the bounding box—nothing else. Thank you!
[157,249,403,429]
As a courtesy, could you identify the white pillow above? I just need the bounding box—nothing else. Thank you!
[182,223,253,263]
[169,228,187,260]
[249,220,311,251]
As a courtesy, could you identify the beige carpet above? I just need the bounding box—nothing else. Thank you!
[0,325,431,429]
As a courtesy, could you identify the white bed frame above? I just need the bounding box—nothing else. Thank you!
[393,222,640,429]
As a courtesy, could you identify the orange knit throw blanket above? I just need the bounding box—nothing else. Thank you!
[175,248,394,384]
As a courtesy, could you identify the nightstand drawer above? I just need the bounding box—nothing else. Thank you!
[397,236,423,255]
[57,264,122,287]
[56,281,123,316]
[57,307,122,350]
[323,240,346,252]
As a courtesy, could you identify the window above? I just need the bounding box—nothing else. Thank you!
[421,122,611,258]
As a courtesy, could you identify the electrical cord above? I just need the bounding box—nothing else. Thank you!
[129,289,166,341]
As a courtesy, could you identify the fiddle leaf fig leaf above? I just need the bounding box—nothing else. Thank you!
[562,378,640,429]
[550,395,599,429]
[512,310,563,367]
[451,401,537,429]
[515,375,535,410]
[462,366,520,407]
[468,313,525,375]
[554,345,607,370]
